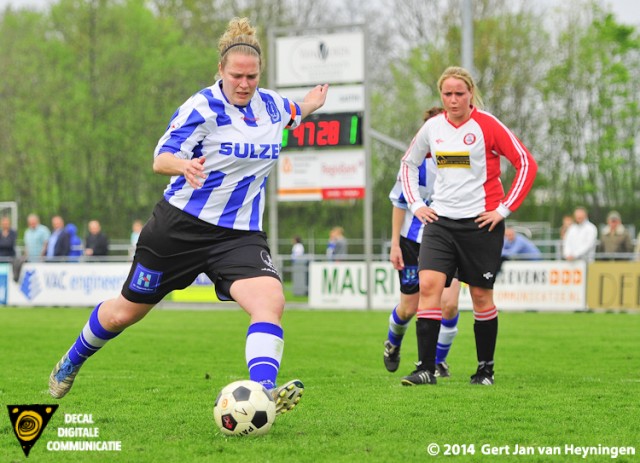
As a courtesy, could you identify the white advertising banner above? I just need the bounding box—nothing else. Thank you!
[276,32,364,87]
[280,85,365,113]
[458,260,587,311]
[308,260,588,311]
[7,263,130,306]
[308,262,398,310]
[278,149,365,201]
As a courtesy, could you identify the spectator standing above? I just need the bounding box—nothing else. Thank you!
[130,219,144,258]
[597,211,633,260]
[130,220,143,247]
[558,214,574,259]
[502,227,541,260]
[46,216,71,260]
[562,207,598,262]
[85,220,109,257]
[0,216,17,259]
[559,214,573,240]
[290,235,308,297]
[24,213,51,260]
[66,224,84,261]
[291,236,305,262]
[326,227,347,261]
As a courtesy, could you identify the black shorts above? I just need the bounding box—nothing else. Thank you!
[419,217,504,289]
[398,236,420,295]
[121,200,280,304]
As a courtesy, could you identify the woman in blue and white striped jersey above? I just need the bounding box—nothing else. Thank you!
[48,17,328,416]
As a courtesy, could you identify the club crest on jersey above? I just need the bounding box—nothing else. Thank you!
[265,100,281,124]
[463,133,476,145]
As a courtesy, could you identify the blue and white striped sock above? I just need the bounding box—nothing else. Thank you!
[436,313,459,364]
[246,322,284,391]
[387,305,412,347]
[68,303,121,366]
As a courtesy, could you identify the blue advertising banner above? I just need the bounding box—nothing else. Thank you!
[0,263,8,304]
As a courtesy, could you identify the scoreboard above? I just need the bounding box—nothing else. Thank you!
[282,112,362,149]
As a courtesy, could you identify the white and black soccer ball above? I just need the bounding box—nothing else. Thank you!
[213,380,276,437]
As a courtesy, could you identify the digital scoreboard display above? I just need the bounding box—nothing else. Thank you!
[282,112,363,149]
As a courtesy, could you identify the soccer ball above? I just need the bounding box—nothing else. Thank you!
[213,380,276,437]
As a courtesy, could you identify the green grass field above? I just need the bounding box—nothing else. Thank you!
[1,307,639,462]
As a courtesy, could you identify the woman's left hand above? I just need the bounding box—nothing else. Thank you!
[299,84,329,118]
[475,210,504,231]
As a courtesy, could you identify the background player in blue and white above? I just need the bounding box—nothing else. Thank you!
[384,107,461,383]
[49,17,328,416]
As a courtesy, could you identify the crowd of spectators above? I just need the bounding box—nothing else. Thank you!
[1,209,639,264]
[0,214,146,263]
[560,207,637,262]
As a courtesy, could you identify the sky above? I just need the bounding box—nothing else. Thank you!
[1,0,640,25]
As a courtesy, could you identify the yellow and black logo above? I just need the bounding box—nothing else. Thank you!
[435,151,471,168]
[7,404,58,457]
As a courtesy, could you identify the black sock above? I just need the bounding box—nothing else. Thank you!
[474,317,498,371]
[416,318,441,374]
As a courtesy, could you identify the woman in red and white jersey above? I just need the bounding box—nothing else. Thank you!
[400,66,537,386]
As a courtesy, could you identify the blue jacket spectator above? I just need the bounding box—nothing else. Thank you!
[66,223,84,261]
[502,227,541,260]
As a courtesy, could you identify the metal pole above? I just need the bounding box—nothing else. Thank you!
[461,0,474,74]
[363,25,373,310]
[267,27,279,266]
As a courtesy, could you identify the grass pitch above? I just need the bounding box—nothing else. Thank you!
[1,307,639,462]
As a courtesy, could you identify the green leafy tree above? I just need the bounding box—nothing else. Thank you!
[1,0,638,246]
[0,0,217,238]
[540,1,640,225]
[370,0,551,238]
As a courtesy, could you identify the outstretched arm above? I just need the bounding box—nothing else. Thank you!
[297,84,329,119]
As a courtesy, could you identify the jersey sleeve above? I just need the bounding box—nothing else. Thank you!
[400,124,430,214]
[488,118,538,216]
[154,92,214,159]
[283,98,302,129]
[388,170,409,210]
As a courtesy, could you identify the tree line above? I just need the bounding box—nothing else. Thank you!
[0,0,638,248]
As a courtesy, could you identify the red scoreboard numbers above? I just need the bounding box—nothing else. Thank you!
[282,113,362,149]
